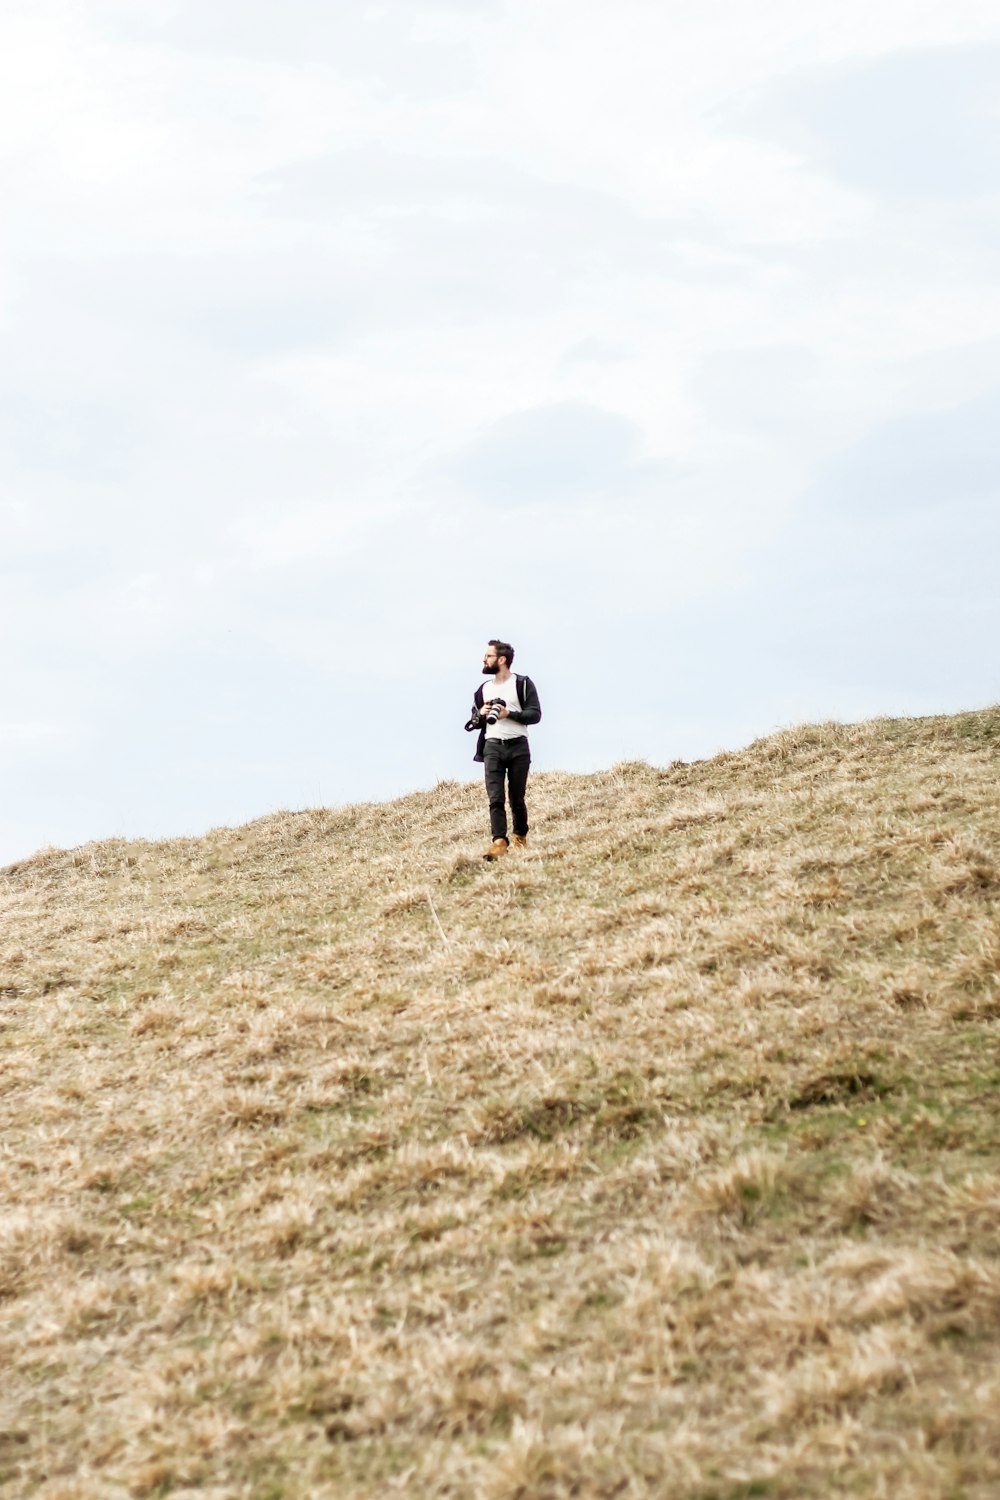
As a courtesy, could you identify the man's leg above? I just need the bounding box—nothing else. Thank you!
[507,747,531,839]
[483,743,509,841]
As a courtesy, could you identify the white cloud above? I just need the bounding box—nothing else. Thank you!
[0,720,84,751]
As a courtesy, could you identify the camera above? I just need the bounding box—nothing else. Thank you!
[464,699,507,732]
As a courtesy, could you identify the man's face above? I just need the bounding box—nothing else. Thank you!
[482,645,500,675]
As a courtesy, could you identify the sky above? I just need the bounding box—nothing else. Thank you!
[3,0,1000,864]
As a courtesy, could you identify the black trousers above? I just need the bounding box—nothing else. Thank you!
[483,736,531,841]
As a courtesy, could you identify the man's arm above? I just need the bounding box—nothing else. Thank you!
[507,675,541,726]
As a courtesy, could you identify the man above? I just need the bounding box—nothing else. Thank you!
[465,639,542,860]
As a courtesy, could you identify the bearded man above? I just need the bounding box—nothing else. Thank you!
[464,639,542,860]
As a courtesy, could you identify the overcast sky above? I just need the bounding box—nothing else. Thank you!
[3,0,999,864]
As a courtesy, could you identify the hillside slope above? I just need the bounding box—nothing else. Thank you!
[2,709,999,1499]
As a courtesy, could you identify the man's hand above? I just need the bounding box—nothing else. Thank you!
[492,703,510,719]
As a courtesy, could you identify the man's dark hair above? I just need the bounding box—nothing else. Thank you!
[489,639,514,667]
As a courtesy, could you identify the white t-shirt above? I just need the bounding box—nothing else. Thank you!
[482,676,526,740]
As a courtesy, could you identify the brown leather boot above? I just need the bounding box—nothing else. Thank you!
[483,837,508,860]
[510,834,527,848]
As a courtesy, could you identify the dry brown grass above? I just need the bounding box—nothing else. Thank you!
[2,707,999,1499]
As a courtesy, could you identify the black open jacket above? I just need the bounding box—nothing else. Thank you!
[465,674,542,762]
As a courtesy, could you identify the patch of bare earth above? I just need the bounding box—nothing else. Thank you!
[1,707,999,1498]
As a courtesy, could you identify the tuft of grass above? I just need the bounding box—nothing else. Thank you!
[1,706,1000,1498]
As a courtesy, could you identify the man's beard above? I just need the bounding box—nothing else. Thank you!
[483,662,499,674]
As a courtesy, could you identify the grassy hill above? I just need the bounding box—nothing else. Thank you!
[2,708,999,1500]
